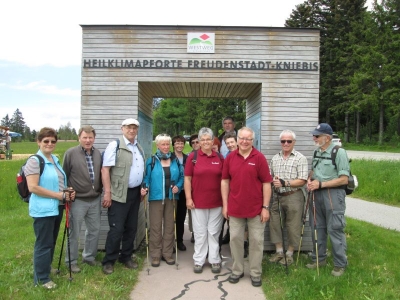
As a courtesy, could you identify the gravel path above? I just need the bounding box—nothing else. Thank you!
[346,196,400,231]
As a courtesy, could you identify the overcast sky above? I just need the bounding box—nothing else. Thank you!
[0,0,374,132]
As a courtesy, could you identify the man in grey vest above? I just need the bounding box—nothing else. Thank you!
[101,118,145,275]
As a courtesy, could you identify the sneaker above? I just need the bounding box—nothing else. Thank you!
[331,266,345,277]
[162,256,175,265]
[250,276,262,287]
[228,273,244,284]
[102,263,114,275]
[69,264,81,273]
[306,260,327,269]
[279,255,293,266]
[269,252,284,263]
[193,264,203,273]
[123,260,138,269]
[151,257,160,267]
[211,263,221,274]
[42,281,57,289]
[82,259,100,266]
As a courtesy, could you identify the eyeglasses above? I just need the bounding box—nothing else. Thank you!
[313,135,320,138]
[200,138,212,142]
[238,137,253,142]
[280,140,293,144]
[191,140,199,144]
[42,140,57,144]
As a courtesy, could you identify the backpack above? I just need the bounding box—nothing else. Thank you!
[150,155,181,171]
[313,145,358,195]
[16,155,45,203]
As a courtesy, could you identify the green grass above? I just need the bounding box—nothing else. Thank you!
[9,141,79,156]
[263,218,400,299]
[350,159,400,207]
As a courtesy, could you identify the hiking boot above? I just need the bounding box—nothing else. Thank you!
[82,259,100,266]
[102,263,114,275]
[331,266,345,277]
[306,260,327,269]
[42,280,57,289]
[162,256,175,265]
[177,242,187,251]
[228,273,244,283]
[269,252,284,263]
[211,263,221,274]
[123,260,138,269]
[279,255,293,266]
[250,276,262,287]
[193,264,203,273]
[151,257,160,267]
[69,264,81,273]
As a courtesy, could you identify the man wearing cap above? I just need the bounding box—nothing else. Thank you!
[101,118,145,275]
[269,129,308,266]
[307,123,350,277]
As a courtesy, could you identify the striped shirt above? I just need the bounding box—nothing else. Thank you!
[270,149,308,193]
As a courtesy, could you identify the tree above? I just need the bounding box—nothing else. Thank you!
[1,114,11,128]
[10,109,26,135]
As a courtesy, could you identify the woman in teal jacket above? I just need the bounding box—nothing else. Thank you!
[141,134,183,268]
[25,127,75,289]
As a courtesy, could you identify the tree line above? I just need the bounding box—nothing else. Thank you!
[285,0,399,145]
[1,109,78,141]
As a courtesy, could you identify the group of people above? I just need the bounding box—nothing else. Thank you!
[26,117,350,290]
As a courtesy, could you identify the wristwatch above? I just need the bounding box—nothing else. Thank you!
[262,205,269,210]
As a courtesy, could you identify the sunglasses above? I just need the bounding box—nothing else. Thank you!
[191,141,199,144]
[280,140,293,144]
[42,140,57,144]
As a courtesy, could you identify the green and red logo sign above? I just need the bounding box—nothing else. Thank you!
[187,33,215,53]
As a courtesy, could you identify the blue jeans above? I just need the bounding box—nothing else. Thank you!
[33,206,63,285]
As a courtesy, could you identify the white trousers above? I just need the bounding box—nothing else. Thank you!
[191,207,223,266]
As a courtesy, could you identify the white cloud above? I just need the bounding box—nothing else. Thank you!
[9,81,80,97]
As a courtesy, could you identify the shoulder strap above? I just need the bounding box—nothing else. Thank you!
[192,150,198,165]
[30,154,45,176]
[331,145,340,169]
[151,155,156,171]
[114,138,120,165]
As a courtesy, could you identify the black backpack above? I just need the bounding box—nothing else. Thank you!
[313,145,357,195]
[17,155,45,203]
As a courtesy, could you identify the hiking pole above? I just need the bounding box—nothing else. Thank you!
[296,191,311,266]
[65,201,73,281]
[56,215,67,274]
[142,183,150,275]
[171,180,178,270]
[312,191,319,276]
[276,188,289,275]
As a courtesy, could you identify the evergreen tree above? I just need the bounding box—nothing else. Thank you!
[10,109,26,135]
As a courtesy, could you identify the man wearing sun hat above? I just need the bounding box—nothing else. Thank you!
[306,123,350,277]
[101,118,145,275]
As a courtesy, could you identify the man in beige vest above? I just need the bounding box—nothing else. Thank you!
[101,118,145,275]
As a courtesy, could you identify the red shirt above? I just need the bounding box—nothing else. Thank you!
[185,149,224,209]
[222,147,272,218]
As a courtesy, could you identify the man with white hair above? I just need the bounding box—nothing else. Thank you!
[269,129,308,266]
[101,118,145,275]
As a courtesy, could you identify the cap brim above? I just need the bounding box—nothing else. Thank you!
[310,129,323,135]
